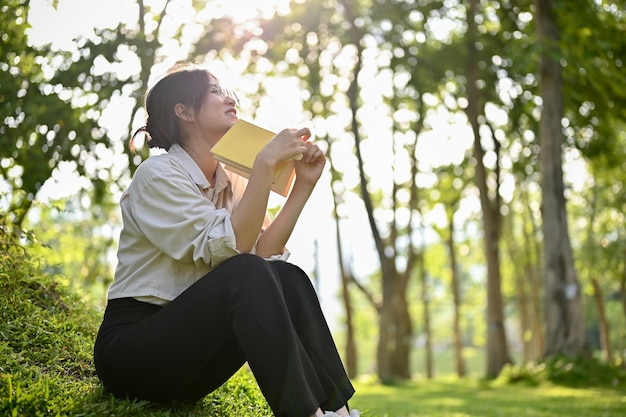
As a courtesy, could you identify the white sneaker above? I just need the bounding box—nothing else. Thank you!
[321,411,360,417]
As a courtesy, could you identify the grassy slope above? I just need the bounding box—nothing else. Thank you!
[0,241,272,416]
[2,239,626,417]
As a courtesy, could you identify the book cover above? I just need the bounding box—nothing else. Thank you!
[210,119,296,197]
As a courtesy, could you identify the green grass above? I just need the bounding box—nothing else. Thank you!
[2,232,626,416]
[0,233,274,416]
[350,376,626,417]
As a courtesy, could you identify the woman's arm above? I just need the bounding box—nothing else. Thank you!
[128,158,239,267]
[255,141,326,258]
[230,127,311,253]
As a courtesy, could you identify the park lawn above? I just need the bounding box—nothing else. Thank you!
[350,376,626,417]
[3,237,626,417]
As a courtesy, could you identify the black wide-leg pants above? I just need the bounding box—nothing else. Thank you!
[93,254,355,417]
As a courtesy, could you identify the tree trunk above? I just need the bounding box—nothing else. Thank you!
[418,243,434,379]
[591,277,612,361]
[505,210,543,362]
[506,224,533,362]
[391,280,413,379]
[521,189,545,360]
[619,260,626,364]
[328,156,358,377]
[447,216,466,377]
[517,272,533,363]
[466,0,511,378]
[375,267,412,381]
[338,255,357,377]
[535,0,589,358]
[585,183,610,362]
[342,14,412,380]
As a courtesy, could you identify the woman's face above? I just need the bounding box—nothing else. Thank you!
[196,76,239,144]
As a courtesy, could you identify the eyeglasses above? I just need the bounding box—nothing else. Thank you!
[209,84,240,107]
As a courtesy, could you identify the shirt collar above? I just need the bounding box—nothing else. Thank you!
[168,144,231,193]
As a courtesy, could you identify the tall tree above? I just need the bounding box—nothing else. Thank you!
[506,184,545,362]
[503,204,543,362]
[327,135,359,377]
[432,165,469,377]
[342,9,414,381]
[367,0,468,381]
[465,0,511,377]
[557,0,626,359]
[534,0,588,358]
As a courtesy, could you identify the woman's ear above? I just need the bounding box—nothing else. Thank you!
[174,103,195,122]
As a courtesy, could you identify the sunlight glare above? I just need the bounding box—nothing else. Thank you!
[212,0,292,22]
[27,0,136,49]
[27,0,293,50]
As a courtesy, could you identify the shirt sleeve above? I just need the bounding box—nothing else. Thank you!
[265,250,291,262]
[129,159,239,268]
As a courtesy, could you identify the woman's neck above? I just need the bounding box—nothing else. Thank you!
[183,139,219,187]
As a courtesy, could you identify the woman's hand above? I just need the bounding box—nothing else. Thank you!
[255,138,326,257]
[256,127,311,168]
[232,129,310,254]
[294,141,326,187]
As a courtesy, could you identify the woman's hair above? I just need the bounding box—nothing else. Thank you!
[130,62,214,152]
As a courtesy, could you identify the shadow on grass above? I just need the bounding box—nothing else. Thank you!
[67,369,272,417]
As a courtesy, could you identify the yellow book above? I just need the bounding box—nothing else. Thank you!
[210,119,296,197]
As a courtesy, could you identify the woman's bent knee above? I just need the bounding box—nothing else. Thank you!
[213,253,279,288]
[270,261,317,294]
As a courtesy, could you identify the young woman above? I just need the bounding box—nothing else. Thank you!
[93,63,359,417]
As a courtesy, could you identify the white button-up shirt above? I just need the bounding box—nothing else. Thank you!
[107,144,287,305]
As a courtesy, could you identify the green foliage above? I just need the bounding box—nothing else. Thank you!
[25,200,118,306]
[0,226,273,416]
[556,0,626,165]
[0,0,118,226]
[497,355,626,387]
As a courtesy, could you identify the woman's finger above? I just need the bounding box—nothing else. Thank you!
[295,127,311,141]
